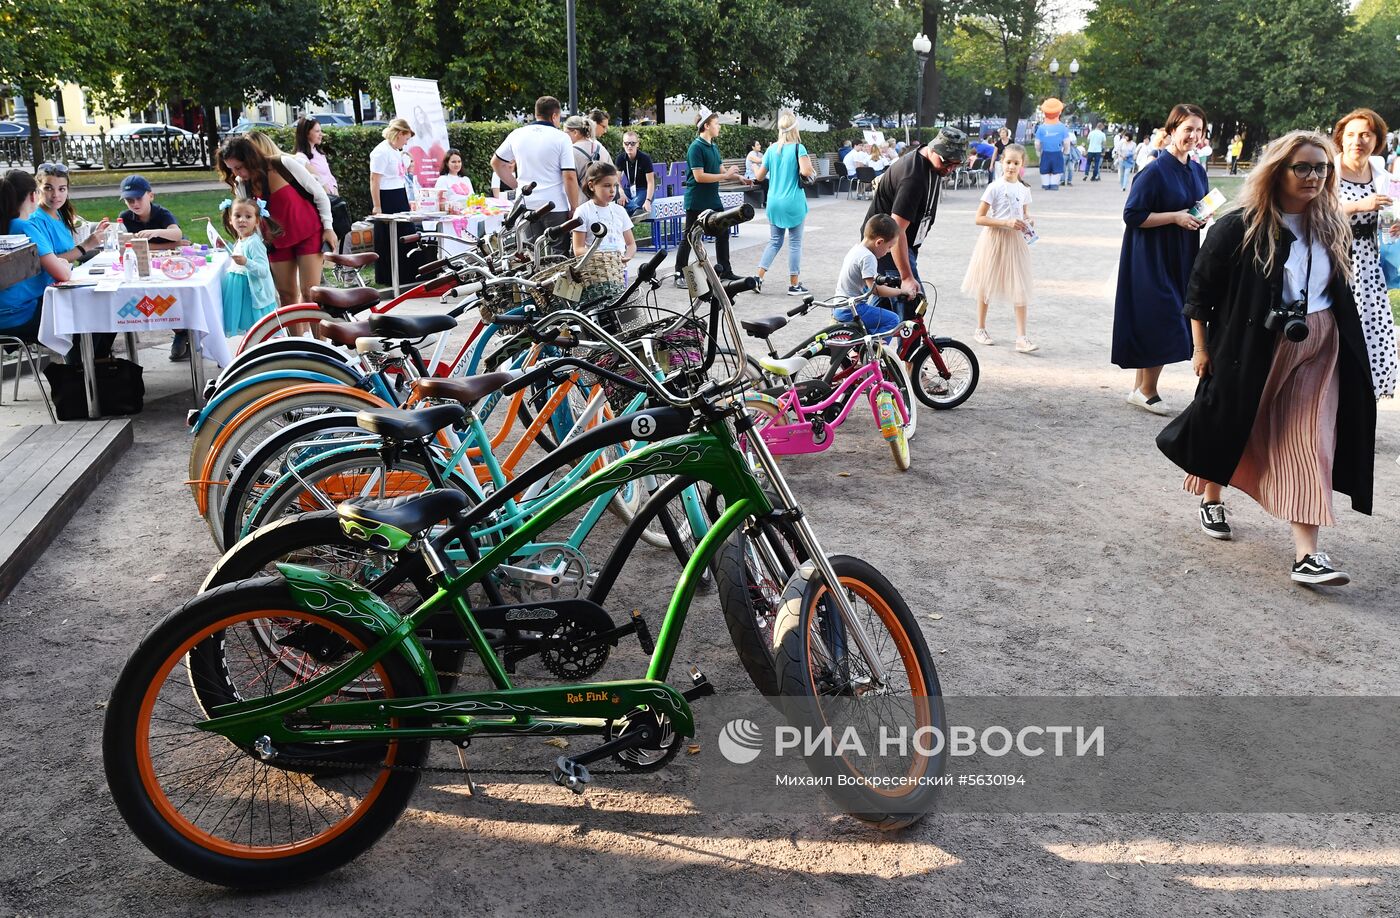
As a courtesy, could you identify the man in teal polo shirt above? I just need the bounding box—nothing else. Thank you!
[672,108,747,285]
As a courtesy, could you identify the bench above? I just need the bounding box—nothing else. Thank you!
[0,420,132,600]
[638,193,747,253]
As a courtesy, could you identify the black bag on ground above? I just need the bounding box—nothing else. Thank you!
[43,357,144,420]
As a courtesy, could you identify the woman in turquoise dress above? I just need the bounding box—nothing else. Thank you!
[219,197,280,336]
[751,110,815,296]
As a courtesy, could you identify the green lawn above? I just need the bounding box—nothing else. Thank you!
[69,168,218,188]
[76,190,233,243]
[1390,288,1399,324]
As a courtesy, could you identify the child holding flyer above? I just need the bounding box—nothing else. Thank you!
[219,197,280,336]
[963,144,1038,353]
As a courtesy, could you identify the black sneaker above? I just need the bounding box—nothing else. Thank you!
[1199,500,1231,540]
[1291,553,1351,586]
[753,275,764,294]
[787,283,811,296]
[717,269,741,283]
[169,331,190,362]
[672,272,687,289]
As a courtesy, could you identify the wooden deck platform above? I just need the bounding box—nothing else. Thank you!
[0,420,133,601]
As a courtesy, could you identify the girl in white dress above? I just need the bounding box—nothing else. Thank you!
[963,144,1038,353]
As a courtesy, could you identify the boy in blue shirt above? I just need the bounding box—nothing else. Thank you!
[118,175,188,359]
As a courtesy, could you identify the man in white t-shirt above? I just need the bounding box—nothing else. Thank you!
[490,95,579,252]
[843,143,871,175]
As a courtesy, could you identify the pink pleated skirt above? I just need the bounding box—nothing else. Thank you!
[961,226,1033,306]
[1185,309,1340,526]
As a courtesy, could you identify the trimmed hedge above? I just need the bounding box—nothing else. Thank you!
[260,123,945,221]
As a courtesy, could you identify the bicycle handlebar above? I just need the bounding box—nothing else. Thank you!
[501,182,538,229]
[636,247,668,283]
[545,216,584,241]
[697,203,754,237]
[786,295,818,317]
[723,276,757,298]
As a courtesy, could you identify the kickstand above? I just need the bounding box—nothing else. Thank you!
[455,745,476,796]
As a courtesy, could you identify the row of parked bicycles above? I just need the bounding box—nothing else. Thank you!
[102,187,981,887]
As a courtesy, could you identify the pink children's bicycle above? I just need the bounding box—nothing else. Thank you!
[739,296,917,471]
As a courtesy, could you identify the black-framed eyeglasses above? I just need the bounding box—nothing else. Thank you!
[37,161,69,176]
[1287,162,1332,179]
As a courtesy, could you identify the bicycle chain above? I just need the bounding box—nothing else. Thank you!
[275,752,628,779]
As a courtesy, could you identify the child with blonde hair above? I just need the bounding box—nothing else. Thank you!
[962,143,1038,352]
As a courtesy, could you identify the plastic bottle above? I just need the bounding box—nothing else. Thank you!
[105,223,118,254]
[122,242,137,282]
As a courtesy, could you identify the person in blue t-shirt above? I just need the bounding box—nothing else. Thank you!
[0,169,72,345]
[34,163,114,358]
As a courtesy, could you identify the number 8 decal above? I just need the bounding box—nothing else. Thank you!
[631,415,656,438]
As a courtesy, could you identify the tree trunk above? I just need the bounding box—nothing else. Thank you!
[655,89,666,124]
[352,86,364,125]
[24,93,41,169]
[1005,82,1025,140]
[203,103,221,167]
[921,0,941,126]
[740,111,749,125]
[622,98,632,125]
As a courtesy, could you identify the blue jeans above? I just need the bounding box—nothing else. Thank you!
[1119,159,1133,190]
[757,221,804,277]
[1087,151,1102,179]
[624,186,650,217]
[833,298,901,335]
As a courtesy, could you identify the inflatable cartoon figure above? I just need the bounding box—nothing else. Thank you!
[1034,98,1069,191]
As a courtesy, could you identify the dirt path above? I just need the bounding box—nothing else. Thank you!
[2,174,1398,916]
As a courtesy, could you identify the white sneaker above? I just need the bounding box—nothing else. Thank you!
[1015,336,1039,353]
[973,328,995,345]
[1127,389,1172,415]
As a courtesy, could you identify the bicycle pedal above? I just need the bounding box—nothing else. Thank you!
[683,665,715,701]
[631,610,655,654]
[551,756,592,795]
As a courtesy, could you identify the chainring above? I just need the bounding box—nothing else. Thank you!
[500,543,593,604]
[538,617,611,679]
[608,708,681,772]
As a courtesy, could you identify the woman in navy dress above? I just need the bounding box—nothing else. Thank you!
[1113,103,1209,415]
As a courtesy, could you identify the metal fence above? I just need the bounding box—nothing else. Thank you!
[0,129,211,170]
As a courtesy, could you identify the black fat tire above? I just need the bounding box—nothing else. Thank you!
[102,578,428,888]
[713,517,806,697]
[771,555,945,830]
[910,341,979,410]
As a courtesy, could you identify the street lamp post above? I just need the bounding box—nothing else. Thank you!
[566,0,579,114]
[1048,58,1080,120]
[912,32,932,143]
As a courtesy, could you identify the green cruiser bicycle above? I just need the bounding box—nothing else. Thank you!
[102,206,945,887]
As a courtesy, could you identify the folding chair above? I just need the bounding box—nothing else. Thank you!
[853,166,878,200]
[0,337,57,423]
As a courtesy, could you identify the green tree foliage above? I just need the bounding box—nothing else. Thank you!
[1083,0,1375,144]
[113,0,327,159]
[0,0,119,165]
[955,0,1057,138]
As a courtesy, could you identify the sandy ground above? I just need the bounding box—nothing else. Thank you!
[2,171,1399,916]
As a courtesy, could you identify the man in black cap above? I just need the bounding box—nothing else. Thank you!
[863,127,967,302]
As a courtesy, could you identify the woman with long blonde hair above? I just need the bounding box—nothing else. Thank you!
[751,110,815,294]
[1157,130,1377,585]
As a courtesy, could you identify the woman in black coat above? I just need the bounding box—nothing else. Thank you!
[1156,130,1376,585]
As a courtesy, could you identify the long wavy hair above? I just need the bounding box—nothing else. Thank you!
[1237,130,1352,285]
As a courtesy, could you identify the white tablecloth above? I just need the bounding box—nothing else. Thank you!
[650,192,746,221]
[435,213,507,259]
[39,252,234,366]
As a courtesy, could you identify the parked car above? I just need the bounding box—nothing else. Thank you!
[104,123,202,167]
[361,119,389,128]
[0,121,59,137]
[226,120,284,135]
[311,113,356,127]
